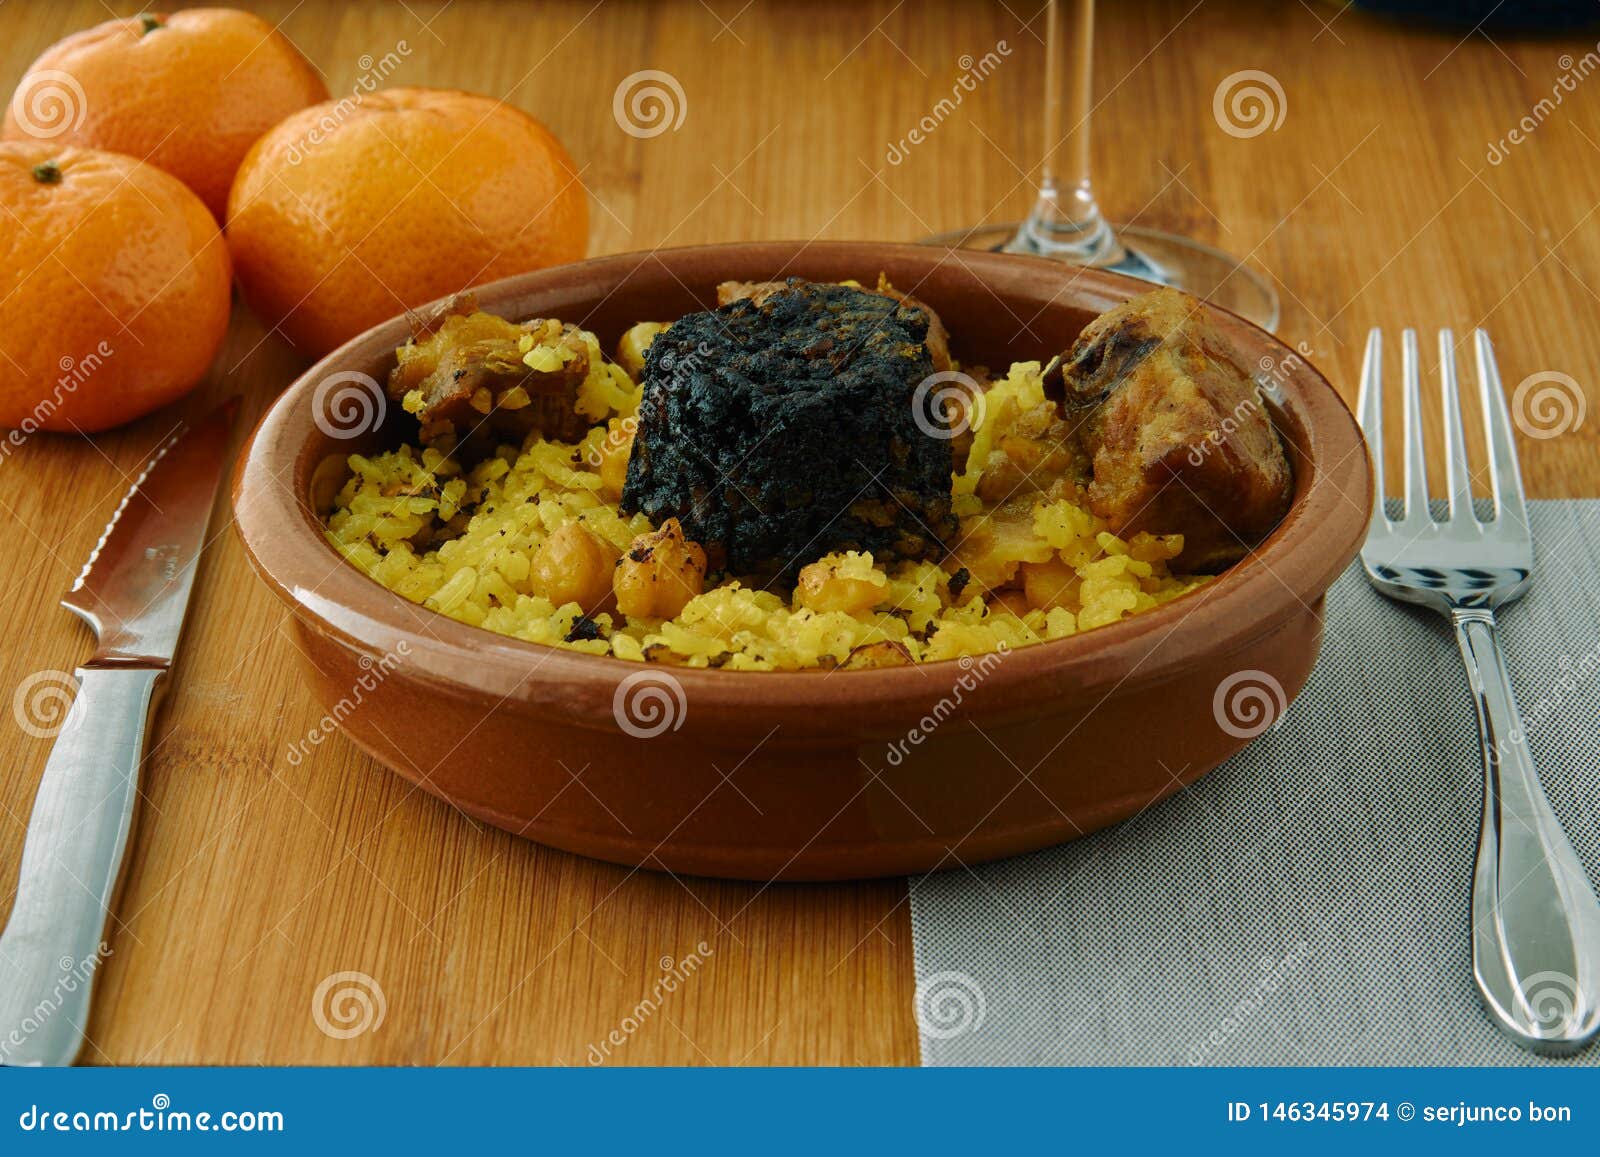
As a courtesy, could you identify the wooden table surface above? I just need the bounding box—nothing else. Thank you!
[1,0,1595,1066]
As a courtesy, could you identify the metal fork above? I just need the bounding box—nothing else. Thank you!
[1357,328,1600,1055]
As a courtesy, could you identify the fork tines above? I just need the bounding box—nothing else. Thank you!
[1357,328,1531,547]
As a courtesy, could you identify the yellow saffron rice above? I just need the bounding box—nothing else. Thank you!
[322,324,1207,671]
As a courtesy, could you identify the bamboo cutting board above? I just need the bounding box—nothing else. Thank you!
[0,0,1595,1064]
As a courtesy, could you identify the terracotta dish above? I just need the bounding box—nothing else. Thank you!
[233,242,1372,881]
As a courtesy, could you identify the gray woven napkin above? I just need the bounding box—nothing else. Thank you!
[910,499,1600,1066]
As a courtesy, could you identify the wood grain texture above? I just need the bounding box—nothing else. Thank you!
[0,0,1595,1065]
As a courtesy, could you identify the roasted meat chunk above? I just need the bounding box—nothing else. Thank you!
[871,276,952,374]
[387,295,594,449]
[1061,288,1291,571]
[715,279,790,308]
[717,275,952,372]
[621,281,957,578]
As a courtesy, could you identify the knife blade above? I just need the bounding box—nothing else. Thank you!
[0,397,239,1067]
[62,398,240,665]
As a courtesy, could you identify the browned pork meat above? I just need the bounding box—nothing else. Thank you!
[387,294,594,449]
[715,279,789,308]
[716,275,952,373]
[1060,287,1292,571]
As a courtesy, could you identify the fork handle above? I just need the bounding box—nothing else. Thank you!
[0,665,163,1066]
[1454,610,1600,1054]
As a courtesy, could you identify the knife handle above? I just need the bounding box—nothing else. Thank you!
[0,665,164,1066]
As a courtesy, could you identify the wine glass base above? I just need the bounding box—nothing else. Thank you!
[919,221,1281,333]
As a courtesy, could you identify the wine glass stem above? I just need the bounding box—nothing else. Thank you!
[1010,0,1121,263]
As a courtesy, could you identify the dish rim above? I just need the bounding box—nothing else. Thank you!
[232,240,1373,726]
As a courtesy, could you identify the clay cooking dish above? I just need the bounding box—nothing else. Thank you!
[232,241,1373,881]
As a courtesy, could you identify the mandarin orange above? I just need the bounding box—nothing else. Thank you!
[2,9,329,219]
[226,86,589,357]
[0,144,232,433]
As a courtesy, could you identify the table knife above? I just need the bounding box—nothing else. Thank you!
[0,398,239,1067]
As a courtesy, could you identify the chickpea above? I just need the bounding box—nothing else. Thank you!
[1127,531,1184,564]
[616,321,668,380]
[795,553,887,614]
[529,523,613,611]
[1020,558,1080,611]
[974,449,1025,503]
[614,519,708,619]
